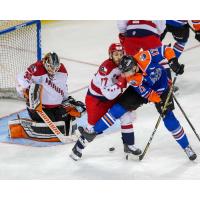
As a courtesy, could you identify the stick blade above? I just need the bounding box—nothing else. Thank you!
[139,154,144,161]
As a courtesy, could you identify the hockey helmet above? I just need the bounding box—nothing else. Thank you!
[118,55,138,73]
[43,52,60,75]
[108,43,124,58]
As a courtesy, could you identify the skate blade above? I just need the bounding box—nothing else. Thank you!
[189,154,197,161]
[125,153,140,160]
[69,152,81,161]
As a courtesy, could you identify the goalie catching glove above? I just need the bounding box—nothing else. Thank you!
[62,96,86,118]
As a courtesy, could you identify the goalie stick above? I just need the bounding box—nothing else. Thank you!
[29,83,72,143]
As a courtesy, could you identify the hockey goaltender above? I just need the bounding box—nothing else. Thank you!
[9,52,85,143]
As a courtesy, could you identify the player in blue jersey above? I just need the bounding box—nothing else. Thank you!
[71,45,197,161]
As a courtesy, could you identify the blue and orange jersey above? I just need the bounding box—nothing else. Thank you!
[127,45,176,99]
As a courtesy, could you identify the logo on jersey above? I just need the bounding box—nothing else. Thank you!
[140,53,147,61]
[99,66,108,75]
[132,31,136,36]
[45,77,64,97]
[149,68,162,83]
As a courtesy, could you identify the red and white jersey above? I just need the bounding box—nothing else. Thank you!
[88,59,122,100]
[117,20,166,37]
[16,61,68,108]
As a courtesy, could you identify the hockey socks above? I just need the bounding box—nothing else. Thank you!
[75,135,87,150]
[163,111,189,149]
[70,135,87,160]
[93,103,127,134]
[173,42,186,58]
[121,132,135,145]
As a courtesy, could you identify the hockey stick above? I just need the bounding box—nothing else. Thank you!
[36,111,70,143]
[173,94,200,142]
[29,83,71,143]
[139,75,178,161]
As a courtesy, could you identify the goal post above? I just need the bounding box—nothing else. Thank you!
[0,20,42,99]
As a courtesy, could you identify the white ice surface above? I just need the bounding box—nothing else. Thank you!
[0,21,200,179]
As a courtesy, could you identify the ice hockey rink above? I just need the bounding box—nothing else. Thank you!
[0,21,200,179]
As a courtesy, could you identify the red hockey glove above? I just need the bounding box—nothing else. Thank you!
[116,75,127,89]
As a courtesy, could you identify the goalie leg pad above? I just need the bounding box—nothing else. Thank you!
[8,119,66,142]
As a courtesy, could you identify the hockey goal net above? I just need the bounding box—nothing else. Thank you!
[0,20,42,99]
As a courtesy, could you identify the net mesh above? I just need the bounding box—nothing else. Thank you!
[0,20,40,99]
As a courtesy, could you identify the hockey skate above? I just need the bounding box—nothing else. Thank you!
[70,145,82,161]
[78,126,96,142]
[184,145,197,161]
[124,144,142,160]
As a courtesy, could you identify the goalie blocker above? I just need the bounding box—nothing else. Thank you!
[9,83,85,142]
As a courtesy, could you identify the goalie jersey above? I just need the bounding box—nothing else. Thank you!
[16,61,68,108]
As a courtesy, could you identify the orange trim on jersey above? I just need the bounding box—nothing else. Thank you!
[134,51,151,73]
[126,73,143,86]
[164,47,176,61]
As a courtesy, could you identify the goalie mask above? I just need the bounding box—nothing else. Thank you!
[43,52,61,75]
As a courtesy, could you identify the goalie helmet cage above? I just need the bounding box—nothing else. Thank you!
[0,20,42,99]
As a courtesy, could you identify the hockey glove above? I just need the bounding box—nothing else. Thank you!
[62,97,86,118]
[119,33,125,45]
[148,90,161,103]
[116,75,127,89]
[65,96,76,105]
[168,57,184,75]
[195,31,200,42]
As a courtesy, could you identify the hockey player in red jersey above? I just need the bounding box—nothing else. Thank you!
[85,43,125,128]
[117,20,166,56]
[70,43,142,161]
[14,52,85,141]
